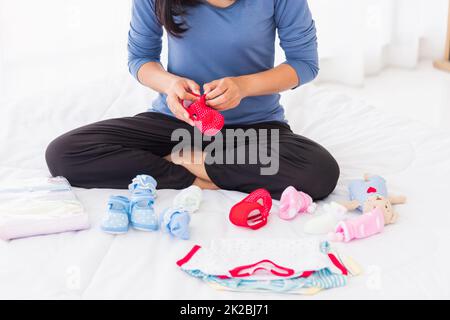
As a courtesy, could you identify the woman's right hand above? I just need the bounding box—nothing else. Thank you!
[165,77,201,126]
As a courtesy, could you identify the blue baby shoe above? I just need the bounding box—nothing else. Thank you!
[101,195,130,234]
[128,174,157,197]
[160,207,191,240]
[129,175,158,232]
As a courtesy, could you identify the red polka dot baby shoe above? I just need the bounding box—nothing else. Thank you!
[184,94,224,136]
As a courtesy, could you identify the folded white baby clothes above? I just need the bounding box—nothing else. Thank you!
[0,176,89,240]
[177,239,361,294]
[177,238,351,280]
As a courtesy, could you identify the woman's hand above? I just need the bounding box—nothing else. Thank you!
[165,77,201,126]
[203,77,247,111]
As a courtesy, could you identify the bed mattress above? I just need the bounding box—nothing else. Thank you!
[1,76,449,299]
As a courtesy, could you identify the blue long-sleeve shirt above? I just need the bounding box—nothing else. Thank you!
[128,0,318,125]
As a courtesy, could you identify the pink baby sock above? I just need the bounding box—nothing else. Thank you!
[278,186,316,220]
[329,207,385,242]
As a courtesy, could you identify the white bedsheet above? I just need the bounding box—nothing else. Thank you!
[1,75,449,299]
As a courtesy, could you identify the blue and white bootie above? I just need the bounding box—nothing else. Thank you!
[160,207,191,240]
[129,175,158,231]
[101,195,130,234]
[128,175,157,197]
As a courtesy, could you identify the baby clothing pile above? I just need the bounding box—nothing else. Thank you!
[97,175,365,295]
[177,239,360,295]
[0,173,364,296]
[99,177,362,295]
[0,176,89,240]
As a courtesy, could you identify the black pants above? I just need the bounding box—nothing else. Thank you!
[45,112,339,200]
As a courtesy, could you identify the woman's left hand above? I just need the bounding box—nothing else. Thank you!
[203,77,247,111]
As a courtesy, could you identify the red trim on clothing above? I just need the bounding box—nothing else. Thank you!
[300,271,314,278]
[328,253,348,275]
[228,259,295,278]
[176,245,201,267]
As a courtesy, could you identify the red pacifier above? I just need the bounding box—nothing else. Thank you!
[184,94,224,136]
[229,188,273,230]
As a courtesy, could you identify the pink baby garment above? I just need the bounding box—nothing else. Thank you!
[331,208,385,242]
[0,177,90,240]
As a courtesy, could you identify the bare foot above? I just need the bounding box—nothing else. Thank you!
[165,152,219,190]
[164,154,172,162]
[193,177,219,190]
[165,151,212,182]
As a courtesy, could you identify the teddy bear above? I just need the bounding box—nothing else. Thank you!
[340,174,406,225]
[327,174,406,242]
[302,174,406,240]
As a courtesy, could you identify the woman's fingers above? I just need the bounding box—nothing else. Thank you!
[167,95,195,126]
[170,78,201,101]
[186,79,201,96]
[174,86,199,102]
[165,77,202,126]
[176,101,195,126]
[203,80,220,97]
[204,78,243,110]
[206,91,229,107]
[211,97,240,111]
[205,87,227,102]
[181,92,200,102]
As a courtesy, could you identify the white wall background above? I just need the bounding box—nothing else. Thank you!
[0,0,448,103]
[310,0,449,85]
[0,0,133,102]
